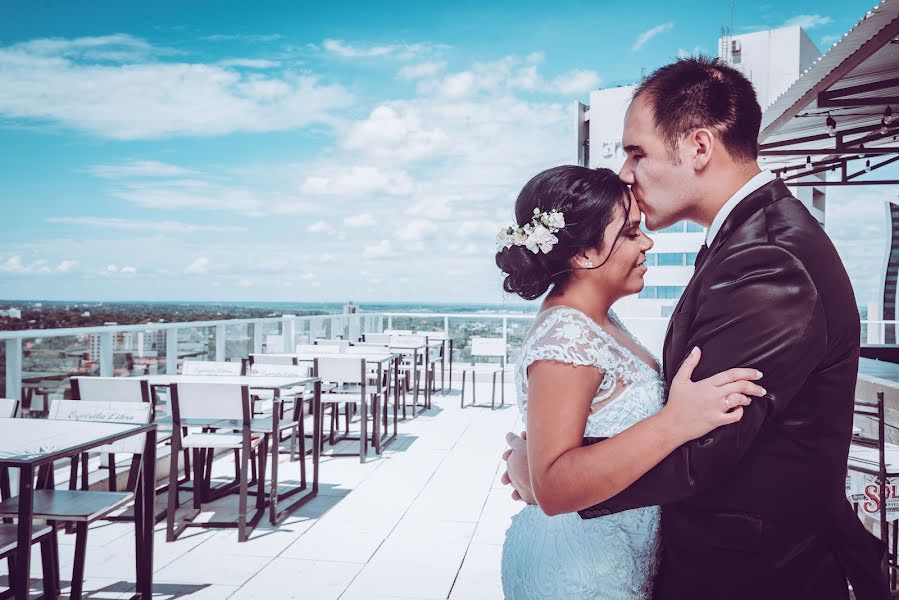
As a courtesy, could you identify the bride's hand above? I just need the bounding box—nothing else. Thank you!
[662,347,766,443]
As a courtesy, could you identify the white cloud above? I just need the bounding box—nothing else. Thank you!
[782,14,833,29]
[677,46,705,59]
[362,240,394,259]
[319,253,337,263]
[216,58,280,69]
[88,160,197,178]
[46,216,247,233]
[343,214,376,228]
[398,61,447,80]
[0,35,352,139]
[395,219,438,242]
[306,221,337,234]
[322,39,439,60]
[632,22,674,52]
[55,259,78,272]
[120,266,137,274]
[300,166,414,197]
[185,257,210,274]
[343,105,448,163]
[549,69,601,96]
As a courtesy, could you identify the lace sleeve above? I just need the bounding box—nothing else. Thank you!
[521,309,626,404]
[522,309,601,371]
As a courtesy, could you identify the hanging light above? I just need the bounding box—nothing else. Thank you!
[882,117,891,136]
[826,113,837,136]
[865,159,872,173]
[806,155,813,170]
[886,106,895,126]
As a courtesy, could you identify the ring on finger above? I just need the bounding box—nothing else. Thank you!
[723,396,732,409]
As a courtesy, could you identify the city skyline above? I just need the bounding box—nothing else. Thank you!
[1,0,894,304]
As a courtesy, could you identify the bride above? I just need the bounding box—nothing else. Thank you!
[495,165,765,599]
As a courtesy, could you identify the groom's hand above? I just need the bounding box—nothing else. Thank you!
[502,431,536,505]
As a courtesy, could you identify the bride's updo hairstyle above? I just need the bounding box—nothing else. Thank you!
[496,166,631,301]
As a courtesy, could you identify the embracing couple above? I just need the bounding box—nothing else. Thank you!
[495,57,889,599]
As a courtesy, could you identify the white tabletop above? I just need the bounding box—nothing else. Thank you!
[257,352,399,363]
[849,443,899,471]
[0,419,149,463]
[144,374,316,389]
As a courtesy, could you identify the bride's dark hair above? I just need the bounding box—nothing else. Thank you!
[496,166,631,301]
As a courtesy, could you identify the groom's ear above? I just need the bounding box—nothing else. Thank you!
[688,128,715,172]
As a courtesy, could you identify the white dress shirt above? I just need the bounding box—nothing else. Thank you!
[705,170,776,246]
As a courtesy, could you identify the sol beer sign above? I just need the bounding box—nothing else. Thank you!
[847,472,899,521]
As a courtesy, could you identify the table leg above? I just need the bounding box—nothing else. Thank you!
[137,428,156,599]
[412,349,419,418]
[14,465,34,600]
[269,393,281,524]
[312,382,321,494]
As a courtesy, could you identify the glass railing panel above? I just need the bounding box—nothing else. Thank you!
[261,321,284,353]
[21,334,91,416]
[225,323,252,362]
[177,326,216,369]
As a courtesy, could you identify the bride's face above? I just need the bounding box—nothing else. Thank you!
[581,193,653,298]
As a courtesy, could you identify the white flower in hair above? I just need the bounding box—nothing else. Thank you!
[526,224,558,254]
[496,208,566,254]
[546,211,565,231]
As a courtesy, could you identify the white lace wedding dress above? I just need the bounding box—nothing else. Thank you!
[501,306,665,599]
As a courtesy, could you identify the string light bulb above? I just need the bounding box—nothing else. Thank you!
[826,113,837,136]
[882,117,890,136]
[865,159,872,173]
[806,155,813,170]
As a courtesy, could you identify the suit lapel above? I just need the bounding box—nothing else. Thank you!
[661,178,794,376]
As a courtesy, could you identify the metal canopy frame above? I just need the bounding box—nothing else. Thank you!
[757,0,899,187]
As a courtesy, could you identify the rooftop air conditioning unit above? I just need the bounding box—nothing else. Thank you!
[731,40,741,53]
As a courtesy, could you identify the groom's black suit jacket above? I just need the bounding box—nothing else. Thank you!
[581,179,887,600]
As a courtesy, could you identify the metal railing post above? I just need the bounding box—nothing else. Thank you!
[252,321,263,354]
[387,315,393,331]
[444,316,449,338]
[166,328,178,374]
[215,324,226,361]
[100,332,113,377]
[502,317,509,364]
[5,338,22,401]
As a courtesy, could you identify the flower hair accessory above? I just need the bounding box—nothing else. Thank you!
[496,207,566,254]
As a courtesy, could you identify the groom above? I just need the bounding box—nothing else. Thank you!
[503,57,888,599]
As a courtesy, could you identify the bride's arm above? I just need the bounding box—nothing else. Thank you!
[525,348,763,516]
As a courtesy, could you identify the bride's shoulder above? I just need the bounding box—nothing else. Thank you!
[525,306,606,348]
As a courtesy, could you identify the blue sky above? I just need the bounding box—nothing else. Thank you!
[0,0,893,304]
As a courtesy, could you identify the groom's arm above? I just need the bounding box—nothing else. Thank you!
[579,243,828,518]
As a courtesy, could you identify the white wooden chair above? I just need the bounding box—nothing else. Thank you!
[362,332,392,344]
[314,357,381,463]
[0,398,18,418]
[461,337,506,410]
[165,382,266,542]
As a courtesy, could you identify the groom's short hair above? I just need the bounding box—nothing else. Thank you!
[634,55,762,163]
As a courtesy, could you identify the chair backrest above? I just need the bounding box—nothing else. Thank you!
[384,329,414,335]
[48,399,151,453]
[249,354,297,366]
[393,334,427,346]
[296,343,342,354]
[264,334,285,353]
[314,357,367,387]
[471,337,506,359]
[248,362,311,378]
[362,332,391,344]
[314,339,350,350]
[71,376,151,404]
[0,398,18,418]
[347,343,389,354]
[172,382,250,422]
[181,360,244,376]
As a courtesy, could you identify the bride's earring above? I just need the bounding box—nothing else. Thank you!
[585,260,594,269]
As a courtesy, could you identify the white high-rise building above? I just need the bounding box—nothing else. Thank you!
[574,24,826,319]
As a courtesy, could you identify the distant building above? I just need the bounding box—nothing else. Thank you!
[0,308,21,319]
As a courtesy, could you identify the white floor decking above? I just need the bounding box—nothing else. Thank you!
[7,379,523,599]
